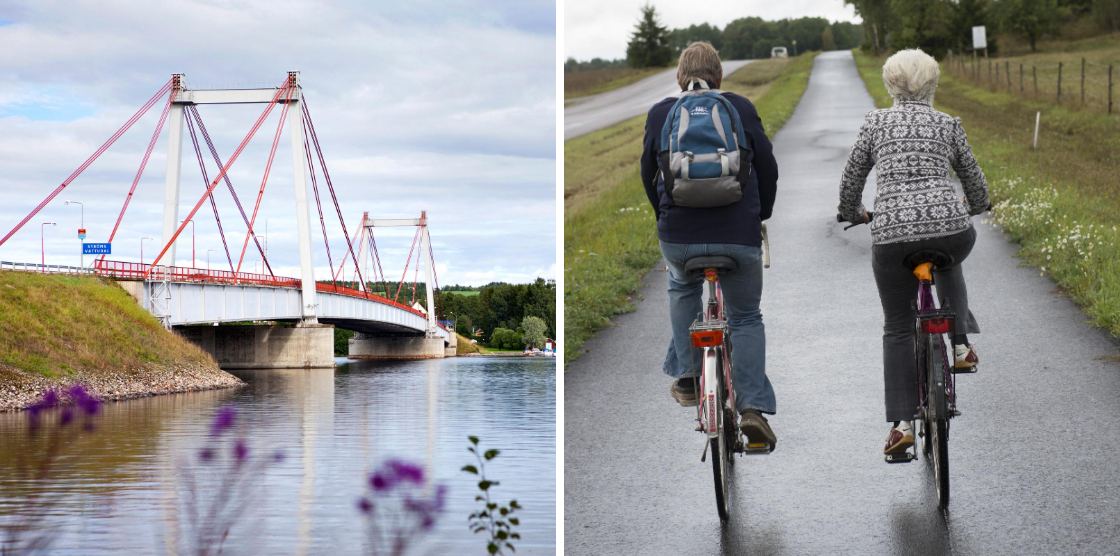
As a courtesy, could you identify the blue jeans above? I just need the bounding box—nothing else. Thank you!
[660,241,775,414]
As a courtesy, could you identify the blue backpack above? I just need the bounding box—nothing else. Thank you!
[658,79,752,208]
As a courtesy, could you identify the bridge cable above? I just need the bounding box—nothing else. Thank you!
[0,78,174,249]
[367,227,388,298]
[235,84,295,274]
[100,86,178,263]
[393,226,421,305]
[187,106,271,274]
[425,227,443,320]
[300,96,366,294]
[332,215,364,285]
[183,105,235,272]
[144,80,292,277]
[301,116,336,285]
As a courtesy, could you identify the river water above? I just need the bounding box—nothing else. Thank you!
[0,356,556,555]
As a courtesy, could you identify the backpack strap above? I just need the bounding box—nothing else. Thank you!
[688,78,710,91]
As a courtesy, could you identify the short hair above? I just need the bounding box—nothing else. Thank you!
[677,42,722,89]
[882,49,940,102]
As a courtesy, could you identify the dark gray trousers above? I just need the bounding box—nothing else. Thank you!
[872,227,979,422]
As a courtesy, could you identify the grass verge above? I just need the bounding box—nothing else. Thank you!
[853,49,1120,341]
[564,53,820,364]
[0,272,216,378]
[565,67,667,100]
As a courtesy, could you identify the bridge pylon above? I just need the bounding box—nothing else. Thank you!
[161,72,319,322]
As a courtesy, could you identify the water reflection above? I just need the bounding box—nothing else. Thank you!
[0,357,556,555]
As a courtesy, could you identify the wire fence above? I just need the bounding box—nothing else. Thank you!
[946,52,1115,115]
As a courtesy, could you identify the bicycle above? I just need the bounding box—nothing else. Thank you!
[838,212,960,508]
[686,223,772,521]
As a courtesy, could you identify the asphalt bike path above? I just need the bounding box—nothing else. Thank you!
[564,51,1120,555]
[564,60,752,140]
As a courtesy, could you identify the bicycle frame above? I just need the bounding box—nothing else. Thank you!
[915,273,957,420]
[695,276,731,439]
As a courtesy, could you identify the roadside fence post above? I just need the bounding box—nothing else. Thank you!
[1057,62,1063,103]
[996,61,1000,83]
[1006,61,1011,88]
[1020,63,1024,92]
[988,58,992,82]
[1109,65,1114,114]
[1081,57,1085,106]
[1033,111,1040,149]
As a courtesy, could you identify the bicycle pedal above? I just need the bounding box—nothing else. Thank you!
[884,452,917,464]
[952,365,978,374]
[949,408,961,417]
[741,442,772,455]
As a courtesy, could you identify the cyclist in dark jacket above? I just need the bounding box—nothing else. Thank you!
[640,42,780,448]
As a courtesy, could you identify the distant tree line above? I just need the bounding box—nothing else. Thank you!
[848,0,1120,54]
[565,5,863,73]
[441,279,556,345]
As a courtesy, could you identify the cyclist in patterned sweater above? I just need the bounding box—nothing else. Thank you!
[837,49,990,456]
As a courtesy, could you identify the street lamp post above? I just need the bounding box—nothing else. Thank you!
[207,249,217,272]
[181,219,195,269]
[141,237,154,266]
[65,200,84,268]
[792,39,798,56]
[41,222,56,269]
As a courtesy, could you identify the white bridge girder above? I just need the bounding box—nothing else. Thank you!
[138,281,448,341]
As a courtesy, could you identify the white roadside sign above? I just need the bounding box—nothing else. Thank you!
[972,26,987,50]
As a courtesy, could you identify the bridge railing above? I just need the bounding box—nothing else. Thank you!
[314,282,432,318]
[92,260,302,288]
[1,261,95,275]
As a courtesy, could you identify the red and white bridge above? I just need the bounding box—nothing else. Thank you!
[0,73,453,363]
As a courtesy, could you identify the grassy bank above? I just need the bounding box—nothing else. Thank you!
[853,49,1120,340]
[0,272,216,378]
[456,333,480,355]
[564,54,820,363]
[565,67,666,100]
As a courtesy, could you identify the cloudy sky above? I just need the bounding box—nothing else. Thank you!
[566,0,858,61]
[0,0,555,286]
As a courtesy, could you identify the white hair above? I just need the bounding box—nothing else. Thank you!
[882,49,940,103]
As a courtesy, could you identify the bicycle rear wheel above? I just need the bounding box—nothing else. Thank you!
[927,335,950,507]
[704,350,731,521]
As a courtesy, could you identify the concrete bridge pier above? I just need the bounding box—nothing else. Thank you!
[176,323,335,369]
[348,333,448,360]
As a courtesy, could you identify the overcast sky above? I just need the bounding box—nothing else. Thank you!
[0,0,555,287]
[566,0,859,61]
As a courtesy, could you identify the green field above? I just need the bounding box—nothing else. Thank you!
[853,47,1120,341]
[565,67,667,100]
[564,54,820,364]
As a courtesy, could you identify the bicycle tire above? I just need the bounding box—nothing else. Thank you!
[917,334,933,457]
[706,351,731,521]
[928,335,950,507]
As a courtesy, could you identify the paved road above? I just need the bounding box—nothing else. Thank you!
[564,60,752,140]
[565,51,1120,555]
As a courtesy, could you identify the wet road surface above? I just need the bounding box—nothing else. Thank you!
[564,51,1120,555]
[564,60,752,140]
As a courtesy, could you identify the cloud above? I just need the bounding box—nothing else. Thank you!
[0,0,556,286]
[565,0,859,61]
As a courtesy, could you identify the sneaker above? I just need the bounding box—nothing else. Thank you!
[954,343,979,370]
[884,421,915,455]
[739,410,777,451]
[670,378,699,407]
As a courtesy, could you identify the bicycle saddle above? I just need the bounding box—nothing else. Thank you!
[684,255,738,276]
[903,250,953,271]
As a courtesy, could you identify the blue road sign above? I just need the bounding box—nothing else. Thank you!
[83,243,111,255]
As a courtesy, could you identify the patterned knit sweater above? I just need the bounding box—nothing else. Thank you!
[838,100,989,245]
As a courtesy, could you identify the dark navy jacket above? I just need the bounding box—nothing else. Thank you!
[640,91,778,246]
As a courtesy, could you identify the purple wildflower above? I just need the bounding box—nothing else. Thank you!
[387,460,425,485]
[370,472,389,492]
[66,385,100,415]
[357,497,373,514]
[233,440,249,463]
[199,448,215,462]
[272,450,286,463]
[60,407,73,426]
[210,406,237,436]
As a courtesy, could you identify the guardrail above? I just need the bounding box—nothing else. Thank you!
[1,261,95,275]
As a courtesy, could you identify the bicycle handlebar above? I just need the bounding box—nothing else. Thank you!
[836,212,874,230]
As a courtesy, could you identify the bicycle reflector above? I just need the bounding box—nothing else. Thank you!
[691,329,723,347]
[921,317,954,334]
